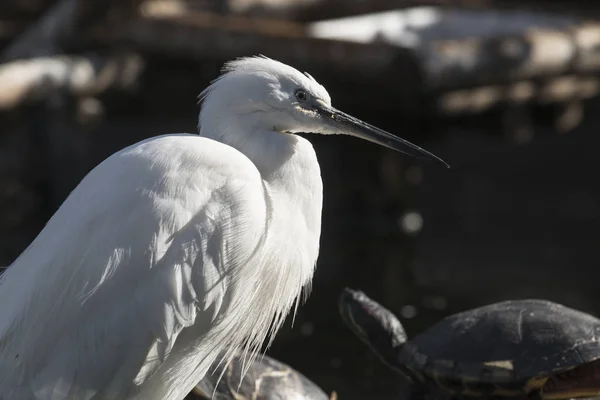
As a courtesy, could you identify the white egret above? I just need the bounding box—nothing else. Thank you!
[0,56,447,400]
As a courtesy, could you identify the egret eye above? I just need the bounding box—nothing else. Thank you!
[295,89,308,102]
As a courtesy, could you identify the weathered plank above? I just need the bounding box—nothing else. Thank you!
[0,54,144,110]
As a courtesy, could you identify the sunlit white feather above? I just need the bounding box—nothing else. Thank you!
[0,56,329,399]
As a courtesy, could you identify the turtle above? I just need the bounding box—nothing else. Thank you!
[339,288,600,400]
[186,350,337,400]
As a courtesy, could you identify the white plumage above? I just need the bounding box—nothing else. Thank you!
[0,56,446,400]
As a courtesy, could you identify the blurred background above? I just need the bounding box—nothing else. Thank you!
[1,0,600,398]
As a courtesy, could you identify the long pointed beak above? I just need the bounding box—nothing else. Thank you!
[315,104,449,168]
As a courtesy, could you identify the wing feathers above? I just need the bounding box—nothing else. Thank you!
[0,135,268,399]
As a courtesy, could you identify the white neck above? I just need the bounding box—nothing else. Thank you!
[199,117,324,282]
[199,117,294,176]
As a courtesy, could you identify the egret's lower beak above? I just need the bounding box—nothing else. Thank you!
[315,104,449,168]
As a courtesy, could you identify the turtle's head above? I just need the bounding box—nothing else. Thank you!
[339,288,411,378]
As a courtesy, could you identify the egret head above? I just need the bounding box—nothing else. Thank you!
[199,56,448,167]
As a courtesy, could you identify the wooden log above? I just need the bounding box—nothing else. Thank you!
[419,22,600,91]
[95,10,406,82]
[225,0,600,21]
[93,7,600,89]
[0,53,144,110]
[436,75,600,115]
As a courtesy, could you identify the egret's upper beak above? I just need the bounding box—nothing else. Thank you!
[314,103,449,168]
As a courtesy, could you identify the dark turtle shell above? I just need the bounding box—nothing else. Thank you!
[340,289,600,398]
[186,351,335,400]
[403,300,600,392]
